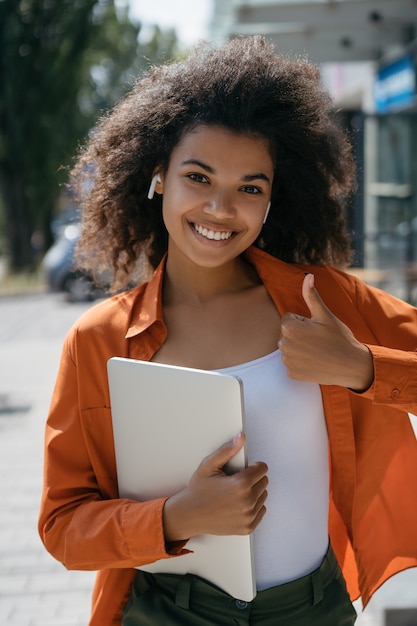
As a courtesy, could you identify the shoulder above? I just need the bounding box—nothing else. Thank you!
[67,284,147,339]
[304,264,361,296]
[248,245,408,309]
[248,246,361,294]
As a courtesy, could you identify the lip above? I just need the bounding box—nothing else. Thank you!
[191,222,236,242]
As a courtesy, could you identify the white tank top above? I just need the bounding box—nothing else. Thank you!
[217,350,329,591]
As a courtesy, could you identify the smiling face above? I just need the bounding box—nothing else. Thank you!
[157,124,274,272]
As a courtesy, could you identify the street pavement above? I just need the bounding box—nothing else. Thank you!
[0,292,95,626]
[0,291,416,626]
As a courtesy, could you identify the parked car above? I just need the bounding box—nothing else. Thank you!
[42,222,107,302]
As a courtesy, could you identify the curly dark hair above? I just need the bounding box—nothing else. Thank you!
[71,36,355,292]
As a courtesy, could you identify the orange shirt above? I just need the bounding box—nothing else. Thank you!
[39,246,417,625]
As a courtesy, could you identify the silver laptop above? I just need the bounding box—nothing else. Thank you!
[107,356,256,601]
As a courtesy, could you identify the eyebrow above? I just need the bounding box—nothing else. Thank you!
[181,159,271,184]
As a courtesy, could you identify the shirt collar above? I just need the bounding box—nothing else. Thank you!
[125,254,167,339]
[125,246,309,340]
[244,246,309,315]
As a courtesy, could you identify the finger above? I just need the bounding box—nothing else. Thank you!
[246,489,269,530]
[301,273,333,322]
[251,473,269,500]
[254,487,268,518]
[198,432,246,476]
[244,461,269,483]
[234,470,268,503]
[233,481,269,535]
[246,500,268,533]
[278,312,305,350]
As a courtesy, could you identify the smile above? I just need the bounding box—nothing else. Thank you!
[192,223,234,241]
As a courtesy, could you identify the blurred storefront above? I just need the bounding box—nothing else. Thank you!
[364,46,417,301]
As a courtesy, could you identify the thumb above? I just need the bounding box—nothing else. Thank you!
[199,432,246,476]
[302,273,332,321]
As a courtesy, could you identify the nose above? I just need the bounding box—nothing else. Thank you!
[202,191,235,219]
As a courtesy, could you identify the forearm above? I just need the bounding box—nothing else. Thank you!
[39,494,188,570]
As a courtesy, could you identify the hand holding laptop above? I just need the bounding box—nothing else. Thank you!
[163,431,269,542]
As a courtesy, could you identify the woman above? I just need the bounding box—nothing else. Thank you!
[38,36,417,625]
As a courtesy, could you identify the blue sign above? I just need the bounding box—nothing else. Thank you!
[374,55,416,113]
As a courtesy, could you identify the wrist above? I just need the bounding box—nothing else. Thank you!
[162,493,194,544]
[350,344,374,392]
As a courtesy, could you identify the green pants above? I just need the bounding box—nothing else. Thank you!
[122,546,357,625]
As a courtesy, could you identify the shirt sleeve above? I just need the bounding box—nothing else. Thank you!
[348,278,417,414]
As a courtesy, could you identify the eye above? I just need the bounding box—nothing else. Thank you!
[241,185,262,195]
[187,172,209,184]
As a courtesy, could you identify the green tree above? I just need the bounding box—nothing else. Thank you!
[0,0,178,271]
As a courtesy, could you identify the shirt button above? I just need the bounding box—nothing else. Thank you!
[236,600,248,610]
[391,388,400,399]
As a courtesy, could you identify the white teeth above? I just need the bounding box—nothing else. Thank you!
[193,224,233,240]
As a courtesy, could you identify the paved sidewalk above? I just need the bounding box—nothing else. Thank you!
[0,292,416,626]
[0,294,95,626]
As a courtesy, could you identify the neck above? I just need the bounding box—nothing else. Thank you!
[164,248,259,306]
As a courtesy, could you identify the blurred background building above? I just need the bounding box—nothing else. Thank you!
[209,0,417,302]
[2,0,417,305]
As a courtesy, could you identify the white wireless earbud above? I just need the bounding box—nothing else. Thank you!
[263,201,271,224]
[147,173,161,200]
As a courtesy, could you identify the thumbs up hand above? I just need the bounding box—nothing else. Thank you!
[278,273,374,390]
